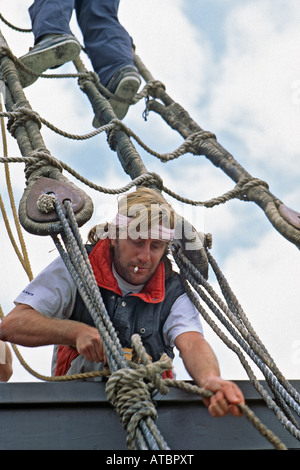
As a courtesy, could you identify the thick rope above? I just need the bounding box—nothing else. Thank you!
[0,102,33,278]
[171,245,300,442]
[0,24,297,450]
[105,334,288,450]
[0,107,272,211]
[50,197,169,450]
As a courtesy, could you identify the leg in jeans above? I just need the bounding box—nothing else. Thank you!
[19,0,80,87]
[75,0,134,86]
[29,0,75,43]
[22,0,140,118]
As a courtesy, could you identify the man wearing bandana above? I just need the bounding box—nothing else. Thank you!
[0,188,244,417]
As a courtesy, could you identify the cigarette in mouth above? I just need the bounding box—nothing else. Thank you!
[134,266,139,273]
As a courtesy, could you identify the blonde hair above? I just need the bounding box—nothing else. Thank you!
[88,187,175,243]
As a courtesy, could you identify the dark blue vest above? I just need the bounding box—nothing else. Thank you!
[71,272,185,362]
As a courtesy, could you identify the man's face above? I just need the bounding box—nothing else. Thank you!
[110,237,167,285]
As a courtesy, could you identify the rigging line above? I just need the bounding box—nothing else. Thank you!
[163,378,287,450]
[0,108,274,210]
[178,269,300,442]
[0,25,298,448]
[172,248,300,441]
[0,154,161,197]
[0,12,32,33]
[0,101,33,280]
[52,197,169,450]
[174,245,300,411]
[134,53,300,250]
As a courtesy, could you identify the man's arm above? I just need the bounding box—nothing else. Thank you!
[174,331,245,417]
[0,304,106,363]
[0,342,13,382]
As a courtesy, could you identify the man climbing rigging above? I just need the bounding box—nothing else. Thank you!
[18,0,141,120]
[0,340,13,382]
[0,187,245,417]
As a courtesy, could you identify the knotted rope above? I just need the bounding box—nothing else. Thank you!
[171,244,300,443]
[49,196,170,450]
[106,335,171,449]
[0,20,298,450]
[106,334,287,450]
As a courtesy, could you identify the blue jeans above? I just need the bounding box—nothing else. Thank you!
[28,0,135,85]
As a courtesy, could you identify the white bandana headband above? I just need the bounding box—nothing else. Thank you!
[108,213,174,241]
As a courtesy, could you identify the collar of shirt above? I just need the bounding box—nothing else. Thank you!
[89,238,165,303]
[112,263,144,296]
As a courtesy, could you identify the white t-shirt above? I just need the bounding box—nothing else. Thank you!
[15,256,203,376]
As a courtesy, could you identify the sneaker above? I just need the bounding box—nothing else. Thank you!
[93,65,141,126]
[18,34,81,88]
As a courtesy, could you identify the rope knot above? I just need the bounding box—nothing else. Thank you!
[141,172,164,191]
[24,149,63,184]
[78,70,101,91]
[36,193,56,214]
[106,118,125,151]
[236,176,270,200]
[105,334,172,449]
[186,130,217,154]
[145,80,166,97]
[7,107,42,137]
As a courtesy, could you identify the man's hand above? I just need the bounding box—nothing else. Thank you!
[175,332,245,418]
[75,325,107,364]
[201,376,245,417]
[0,304,107,365]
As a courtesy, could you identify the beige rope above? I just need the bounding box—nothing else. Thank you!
[0,12,31,33]
[163,378,287,450]
[105,334,288,450]
[0,102,33,280]
[0,25,294,450]
[0,304,109,382]
[0,107,271,211]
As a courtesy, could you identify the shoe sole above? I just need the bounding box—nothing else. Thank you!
[109,74,141,119]
[18,39,81,88]
[93,74,141,127]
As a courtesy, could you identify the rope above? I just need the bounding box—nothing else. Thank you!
[105,333,288,450]
[163,379,287,450]
[171,245,300,442]
[0,102,33,279]
[0,107,271,210]
[106,337,172,450]
[0,23,298,449]
[0,13,32,33]
[49,197,169,450]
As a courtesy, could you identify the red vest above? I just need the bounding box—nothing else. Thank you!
[55,239,173,379]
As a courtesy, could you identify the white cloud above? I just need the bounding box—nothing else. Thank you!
[119,0,211,113]
[206,1,300,178]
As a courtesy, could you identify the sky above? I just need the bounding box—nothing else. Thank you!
[0,0,299,384]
